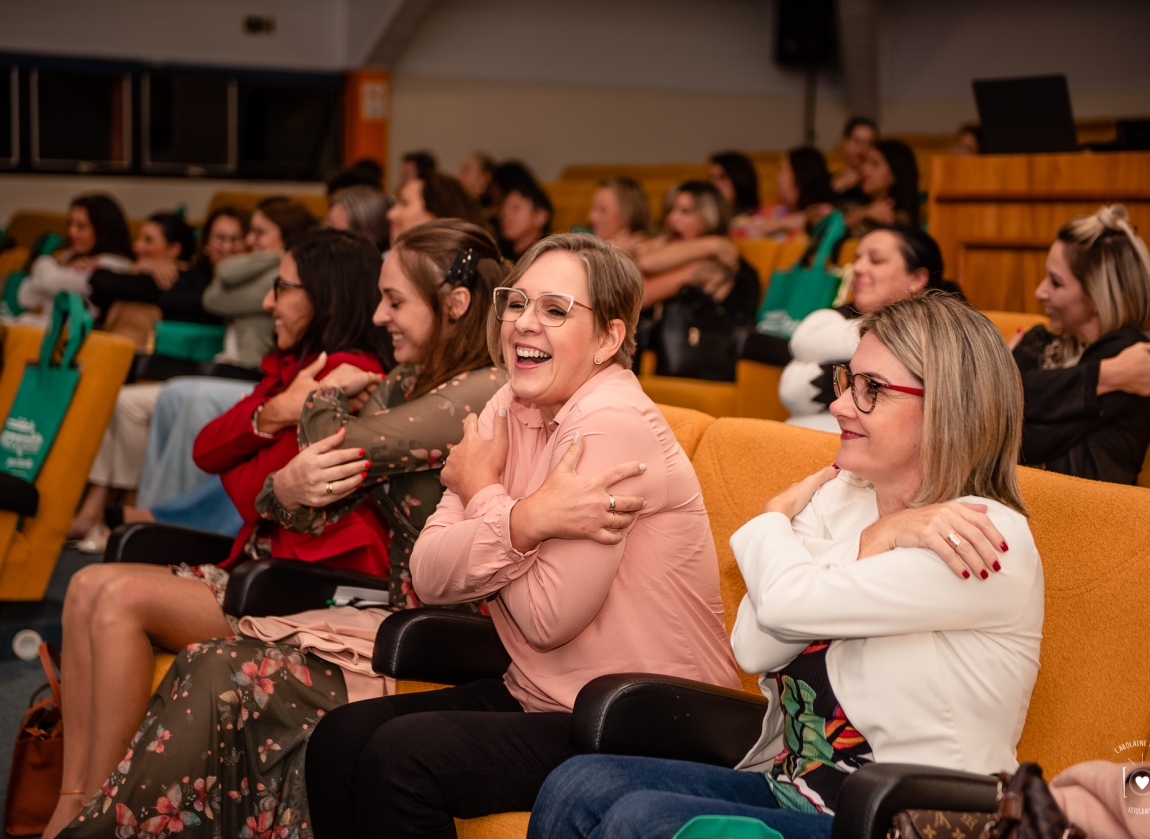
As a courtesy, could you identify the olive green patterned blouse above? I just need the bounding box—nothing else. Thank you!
[255,363,507,609]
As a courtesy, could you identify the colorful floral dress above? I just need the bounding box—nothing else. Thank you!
[765,641,874,816]
[62,637,344,839]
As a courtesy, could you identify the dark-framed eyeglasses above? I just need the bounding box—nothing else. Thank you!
[273,277,304,299]
[493,287,592,327]
[831,363,924,414]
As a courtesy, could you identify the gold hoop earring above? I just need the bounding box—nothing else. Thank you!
[594,355,603,365]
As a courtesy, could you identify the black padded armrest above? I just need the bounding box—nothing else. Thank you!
[200,362,265,382]
[831,763,999,839]
[222,558,388,618]
[127,353,201,384]
[0,474,38,516]
[104,522,234,566]
[372,607,511,683]
[571,673,768,768]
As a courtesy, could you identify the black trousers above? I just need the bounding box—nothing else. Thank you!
[304,678,575,839]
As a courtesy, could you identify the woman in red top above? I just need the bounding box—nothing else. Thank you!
[45,229,392,839]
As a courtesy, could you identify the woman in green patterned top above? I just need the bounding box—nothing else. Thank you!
[257,220,509,605]
[57,220,508,839]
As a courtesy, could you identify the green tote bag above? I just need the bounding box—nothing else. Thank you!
[0,291,92,481]
[754,210,848,340]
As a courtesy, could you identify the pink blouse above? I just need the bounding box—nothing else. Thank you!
[411,365,740,712]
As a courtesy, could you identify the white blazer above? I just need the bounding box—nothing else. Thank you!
[731,472,1043,776]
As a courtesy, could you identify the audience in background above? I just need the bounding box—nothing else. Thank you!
[204,197,318,369]
[387,170,487,243]
[458,151,496,205]
[743,226,962,432]
[747,146,837,240]
[588,177,650,248]
[56,220,510,839]
[831,116,878,202]
[710,151,763,236]
[326,158,384,195]
[326,185,394,251]
[499,177,554,261]
[1012,205,1150,484]
[955,124,983,155]
[16,194,134,314]
[304,233,740,838]
[529,294,1041,839]
[399,150,438,186]
[88,212,214,349]
[44,229,392,839]
[842,138,921,236]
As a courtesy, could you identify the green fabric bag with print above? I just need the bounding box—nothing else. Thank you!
[754,210,848,340]
[153,320,226,363]
[1,231,66,319]
[672,815,785,839]
[0,291,92,481]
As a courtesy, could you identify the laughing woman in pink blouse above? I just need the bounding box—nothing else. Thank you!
[305,233,740,839]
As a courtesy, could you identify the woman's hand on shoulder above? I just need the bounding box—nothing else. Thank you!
[271,427,369,509]
[257,353,328,434]
[320,363,384,410]
[440,409,510,508]
[509,431,647,552]
[858,500,1009,580]
[763,465,840,520]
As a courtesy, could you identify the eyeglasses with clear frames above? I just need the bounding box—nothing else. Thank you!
[831,363,924,414]
[493,287,593,327]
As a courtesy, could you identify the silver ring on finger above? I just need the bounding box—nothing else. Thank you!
[945,532,961,549]
[325,482,334,496]
[608,495,616,511]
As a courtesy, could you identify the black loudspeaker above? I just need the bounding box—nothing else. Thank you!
[775,0,838,68]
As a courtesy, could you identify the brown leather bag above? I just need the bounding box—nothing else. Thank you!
[101,301,162,352]
[889,764,1086,839]
[4,643,65,836]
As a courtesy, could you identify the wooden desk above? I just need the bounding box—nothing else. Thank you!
[928,152,1150,313]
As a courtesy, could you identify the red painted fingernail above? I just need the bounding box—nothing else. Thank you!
[832,464,840,470]
[1000,541,1008,552]
[359,449,365,456]
[992,561,1001,572]
[980,570,989,580]
[361,471,368,479]
[962,570,970,579]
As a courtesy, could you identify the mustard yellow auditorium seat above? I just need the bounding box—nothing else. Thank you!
[0,324,135,599]
[391,415,1150,838]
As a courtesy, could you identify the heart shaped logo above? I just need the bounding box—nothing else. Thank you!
[1137,776,1148,790]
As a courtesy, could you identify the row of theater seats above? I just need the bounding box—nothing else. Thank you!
[111,403,1150,839]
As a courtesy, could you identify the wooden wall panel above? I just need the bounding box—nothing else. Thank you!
[928,152,1150,313]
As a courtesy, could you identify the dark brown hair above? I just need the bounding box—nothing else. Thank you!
[420,172,488,230]
[255,197,317,249]
[393,220,507,397]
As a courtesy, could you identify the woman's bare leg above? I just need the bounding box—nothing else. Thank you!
[42,566,232,839]
[44,563,170,839]
[67,484,109,539]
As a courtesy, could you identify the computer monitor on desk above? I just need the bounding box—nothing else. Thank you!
[973,74,1078,154]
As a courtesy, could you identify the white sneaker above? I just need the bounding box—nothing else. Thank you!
[75,523,110,555]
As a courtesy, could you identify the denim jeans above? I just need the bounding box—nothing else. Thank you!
[527,755,835,839]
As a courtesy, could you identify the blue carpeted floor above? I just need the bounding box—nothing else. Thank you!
[0,548,100,838]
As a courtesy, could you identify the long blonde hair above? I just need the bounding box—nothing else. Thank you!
[860,294,1027,515]
[1048,204,1150,364]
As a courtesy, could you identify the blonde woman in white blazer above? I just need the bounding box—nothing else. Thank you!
[528,294,1043,839]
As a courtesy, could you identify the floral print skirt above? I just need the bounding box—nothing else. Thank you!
[60,636,348,839]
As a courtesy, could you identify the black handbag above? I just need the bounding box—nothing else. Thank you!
[652,260,760,382]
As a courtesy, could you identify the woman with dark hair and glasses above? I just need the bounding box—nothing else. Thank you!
[529,294,1042,839]
[16,193,134,315]
[44,229,391,839]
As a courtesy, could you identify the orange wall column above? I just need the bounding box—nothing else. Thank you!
[343,70,391,182]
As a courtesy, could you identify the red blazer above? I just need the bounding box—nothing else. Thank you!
[193,351,390,575]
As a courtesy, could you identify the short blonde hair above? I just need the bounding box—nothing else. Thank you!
[661,180,730,236]
[487,233,643,369]
[1060,204,1150,334]
[860,294,1027,515]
